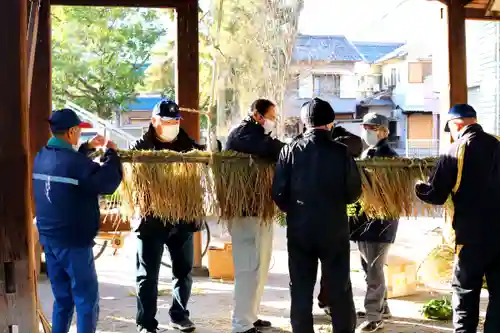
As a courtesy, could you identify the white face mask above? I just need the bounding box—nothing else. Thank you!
[263,119,276,134]
[362,129,379,146]
[158,124,180,141]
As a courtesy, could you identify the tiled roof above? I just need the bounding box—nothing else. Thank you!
[351,41,405,63]
[374,44,408,63]
[292,34,363,62]
[126,96,163,111]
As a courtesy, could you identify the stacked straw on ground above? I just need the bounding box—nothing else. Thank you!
[95,150,441,227]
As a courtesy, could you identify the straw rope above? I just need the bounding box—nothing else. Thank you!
[88,150,440,225]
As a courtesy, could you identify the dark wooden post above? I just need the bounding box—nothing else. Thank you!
[0,0,38,332]
[176,0,208,276]
[447,0,468,106]
[29,0,52,277]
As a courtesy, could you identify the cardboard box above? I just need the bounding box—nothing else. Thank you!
[384,255,418,298]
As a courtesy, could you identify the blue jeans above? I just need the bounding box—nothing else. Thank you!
[44,245,99,333]
[135,226,194,331]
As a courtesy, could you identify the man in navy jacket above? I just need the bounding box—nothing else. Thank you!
[33,108,122,333]
[350,113,398,333]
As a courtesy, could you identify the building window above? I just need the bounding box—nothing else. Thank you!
[313,74,341,97]
[408,61,432,83]
[390,68,397,87]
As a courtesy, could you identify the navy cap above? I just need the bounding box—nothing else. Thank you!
[152,99,182,120]
[362,112,389,128]
[444,104,477,132]
[300,98,335,127]
[49,108,82,133]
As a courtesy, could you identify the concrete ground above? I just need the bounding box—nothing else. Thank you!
[38,217,488,332]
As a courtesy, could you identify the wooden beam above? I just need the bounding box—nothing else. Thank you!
[465,7,500,19]
[27,0,41,107]
[29,0,52,279]
[448,0,468,105]
[175,0,208,277]
[50,0,182,7]
[30,0,52,160]
[0,0,38,332]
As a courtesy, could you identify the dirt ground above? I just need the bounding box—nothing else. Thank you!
[38,217,488,332]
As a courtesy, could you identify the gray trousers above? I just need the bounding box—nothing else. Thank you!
[357,241,391,321]
[229,217,274,333]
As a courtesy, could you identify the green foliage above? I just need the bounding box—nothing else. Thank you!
[422,297,453,321]
[52,6,165,119]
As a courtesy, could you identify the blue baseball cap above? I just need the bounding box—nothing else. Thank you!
[152,99,182,120]
[444,104,477,132]
[48,108,83,133]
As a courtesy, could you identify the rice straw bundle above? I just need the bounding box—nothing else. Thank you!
[210,151,276,224]
[91,150,442,222]
[117,150,208,224]
[357,158,440,219]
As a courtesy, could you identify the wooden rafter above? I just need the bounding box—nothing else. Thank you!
[465,6,500,19]
[50,0,182,7]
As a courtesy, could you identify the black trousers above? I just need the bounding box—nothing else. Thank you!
[288,235,356,333]
[135,226,194,331]
[453,243,500,333]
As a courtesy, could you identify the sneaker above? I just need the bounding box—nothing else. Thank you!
[171,318,196,332]
[358,320,384,332]
[253,319,271,328]
[357,307,392,319]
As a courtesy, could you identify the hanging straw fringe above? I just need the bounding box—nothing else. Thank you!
[91,150,439,227]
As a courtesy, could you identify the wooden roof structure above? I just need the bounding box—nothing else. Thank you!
[0,0,498,331]
[437,0,500,19]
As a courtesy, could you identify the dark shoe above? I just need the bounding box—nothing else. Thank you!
[171,318,196,332]
[139,329,157,333]
[358,320,384,332]
[241,329,263,333]
[253,319,271,328]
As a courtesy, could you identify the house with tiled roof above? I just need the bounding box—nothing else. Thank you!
[353,42,438,157]
[282,34,404,139]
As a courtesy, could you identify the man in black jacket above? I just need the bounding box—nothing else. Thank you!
[350,113,398,332]
[272,98,362,333]
[225,99,284,333]
[416,104,500,333]
[317,123,363,313]
[132,99,205,333]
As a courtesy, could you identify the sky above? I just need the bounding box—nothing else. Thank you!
[297,0,435,42]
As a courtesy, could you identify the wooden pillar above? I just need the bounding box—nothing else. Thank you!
[176,0,208,276]
[0,0,38,332]
[30,0,52,154]
[29,0,52,276]
[447,0,468,106]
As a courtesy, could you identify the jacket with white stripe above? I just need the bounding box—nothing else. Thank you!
[33,139,123,248]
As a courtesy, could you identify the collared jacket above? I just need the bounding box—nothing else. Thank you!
[349,138,399,243]
[225,116,285,163]
[131,125,206,234]
[416,124,500,245]
[33,138,123,248]
[272,129,362,241]
[298,125,363,157]
[331,126,363,158]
